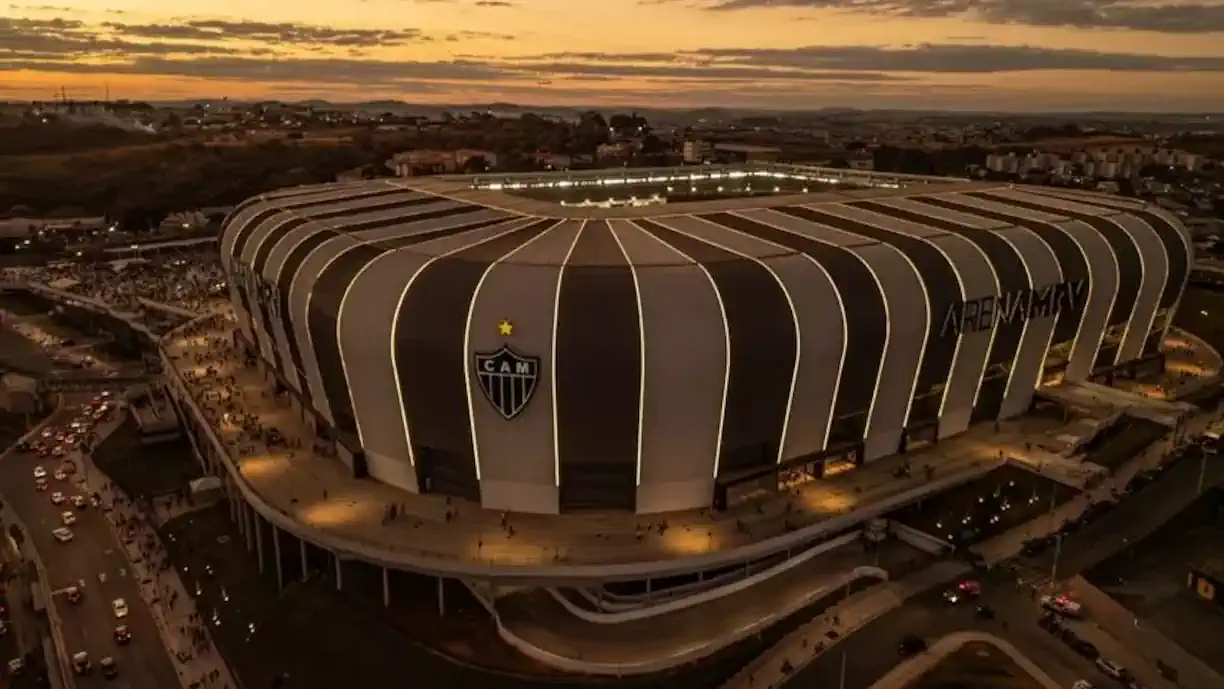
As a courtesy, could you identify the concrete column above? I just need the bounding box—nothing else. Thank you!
[382,567,390,607]
[299,540,308,581]
[334,554,343,592]
[272,526,283,589]
[229,492,238,525]
[254,515,265,574]
[437,577,445,617]
[244,505,255,552]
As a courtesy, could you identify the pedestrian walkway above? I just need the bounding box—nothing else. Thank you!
[720,559,970,689]
[73,432,238,689]
[1005,447,1104,488]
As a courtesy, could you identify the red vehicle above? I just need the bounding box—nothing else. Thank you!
[943,579,982,604]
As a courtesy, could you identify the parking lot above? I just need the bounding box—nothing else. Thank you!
[908,641,1045,689]
[891,465,1078,547]
[1086,487,1224,674]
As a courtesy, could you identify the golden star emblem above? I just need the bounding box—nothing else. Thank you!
[497,319,514,337]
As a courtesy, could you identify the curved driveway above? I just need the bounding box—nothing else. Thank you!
[788,577,1100,689]
[0,404,180,689]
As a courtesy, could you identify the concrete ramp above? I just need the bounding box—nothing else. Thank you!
[1040,381,1192,428]
[557,531,864,618]
[491,542,923,674]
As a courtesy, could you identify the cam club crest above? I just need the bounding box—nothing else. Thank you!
[474,320,540,420]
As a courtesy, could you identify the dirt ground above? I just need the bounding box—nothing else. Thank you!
[909,642,1045,689]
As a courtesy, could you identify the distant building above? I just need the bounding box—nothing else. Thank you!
[713,143,781,164]
[387,149,497,176]
[682,140,712,164]
[596,141,636,161]
[0,217,108,239]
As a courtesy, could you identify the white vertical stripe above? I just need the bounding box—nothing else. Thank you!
[392,223,530,467]
[628,220,731,478]
[726,210,876,445]
[667,216,801,465]
[606,224,648,486]
[981,189,1121,373]
[342,216,533,452]
[808,205,946,425]
[548,222,587,487]
[1107,216,1146,365]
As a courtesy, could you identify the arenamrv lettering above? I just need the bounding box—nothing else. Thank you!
[941,280,1086,337]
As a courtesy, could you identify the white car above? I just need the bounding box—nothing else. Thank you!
[53,470,67,481]
[50,492,66,505]
[52,527,73,543]
[33,466,47,479]
[111,598,129,619]
[70,495,87,508]
[61,511,76,525]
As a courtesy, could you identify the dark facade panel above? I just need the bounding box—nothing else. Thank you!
[230,207,285,342]
[803,204,958,426]
[974,195,1141,331]
[228,181,370,220]
[1028,195,1187,312]
[249,219,309,378]
[309,215,520,438]
[276,205,486,397]
[1134,211,1188,311]
[393,223,554,500]
[700,211,881,449]
[555,222,641,511]
[917,196,1090,347]
[233,188,407,264]
[276,233,335,389]
[857,198,1030,421]
[635,218,796,477]
[241,194,435,378]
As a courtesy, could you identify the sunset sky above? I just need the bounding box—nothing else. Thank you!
[3,0,1224,110]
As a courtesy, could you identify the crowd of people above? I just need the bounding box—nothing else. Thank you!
[4,246,228,316]
[100,474,233,689]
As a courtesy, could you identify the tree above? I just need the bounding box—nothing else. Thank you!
[115,206,168,232]
[640,134,667,155]
[579,110,607,130]
[461,155,490,174]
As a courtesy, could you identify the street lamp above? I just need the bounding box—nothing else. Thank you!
[1049,533,1063,584]
[1196,447,1208,496]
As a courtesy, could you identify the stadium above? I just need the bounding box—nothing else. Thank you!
[219,163,1193,517]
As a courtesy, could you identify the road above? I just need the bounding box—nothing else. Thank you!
[1020,445,1224,579]
[790,440,1224,689]
[787,575,1101,689]
[0,404,181,689]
